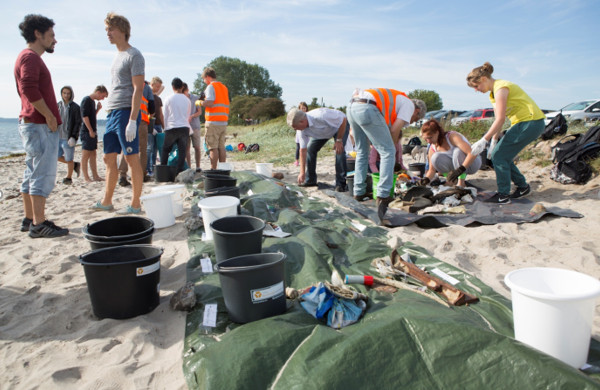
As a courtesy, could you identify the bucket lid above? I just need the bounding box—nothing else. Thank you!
[198,195,240,209]
[141,191,175,201]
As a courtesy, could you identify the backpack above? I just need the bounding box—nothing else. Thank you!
[550,125,600,184]
[245,143,260,154]
[402,136,422,154]
[541,113,568,140]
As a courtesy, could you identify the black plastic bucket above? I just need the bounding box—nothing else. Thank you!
[346,158,356,173]
[155,164,177,182]
[204,169,231,176]
[83,216,155,242]
[204,174,237,191]
[86,234,153,250]
[210,215,265,263]
[408,162,426,177]
[205,186,240,199]
[216,252,286,323]
[79,245,163,319]
[205,186,241,214]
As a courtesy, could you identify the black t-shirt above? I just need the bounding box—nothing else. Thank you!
[80,95,96,132]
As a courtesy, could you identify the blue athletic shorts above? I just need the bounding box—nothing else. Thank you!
[103,109,141,155]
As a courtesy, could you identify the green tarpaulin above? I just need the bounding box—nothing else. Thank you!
[182,172,600,389]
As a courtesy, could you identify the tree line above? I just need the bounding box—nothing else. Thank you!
[193,55,443,125]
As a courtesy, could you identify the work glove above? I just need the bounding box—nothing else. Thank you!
[447,165,466,183]
[152,128,158,136]
[125,119,137,142]
[487,137,497,159]
[470,137,487,156]
[67,137,76,147]
[418,177,431,186]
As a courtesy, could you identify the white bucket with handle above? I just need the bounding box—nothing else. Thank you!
[140,192,175,229]
[504,267,600,368]
[151,184,186,217]
[197,195,240,240]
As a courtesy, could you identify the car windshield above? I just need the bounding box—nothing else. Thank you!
[561,101,595,111]
[458,111,474,117]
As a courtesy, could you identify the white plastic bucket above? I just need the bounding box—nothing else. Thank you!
[197,195,240,240]
[151,184,185,217]
[218,162,234,171]
[256,163,273,177]
[504,267,600,368]
[140,192,175,229]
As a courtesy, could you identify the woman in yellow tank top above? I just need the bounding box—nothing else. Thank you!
[467,62,546,204]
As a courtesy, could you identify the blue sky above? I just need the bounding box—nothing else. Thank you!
[1,0,598,119]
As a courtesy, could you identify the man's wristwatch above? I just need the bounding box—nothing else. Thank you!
[336,138,342,142]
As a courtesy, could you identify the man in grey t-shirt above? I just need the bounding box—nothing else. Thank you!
[92,12,145,215]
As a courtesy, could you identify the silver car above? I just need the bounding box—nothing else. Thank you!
[545,99,600,125]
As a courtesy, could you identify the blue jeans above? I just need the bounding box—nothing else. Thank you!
[347,102,395,197]
[19,122,59,197]
[147,125,163,173]
[491,119,545,195]
[305,123,349,186]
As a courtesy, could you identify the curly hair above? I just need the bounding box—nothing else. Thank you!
[467,62,494,87]
[19,14,54,43]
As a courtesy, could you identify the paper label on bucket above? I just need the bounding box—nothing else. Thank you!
[136,261,160,277]
[250,281,284,304]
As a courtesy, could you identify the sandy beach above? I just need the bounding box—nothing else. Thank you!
[1,144,599,389]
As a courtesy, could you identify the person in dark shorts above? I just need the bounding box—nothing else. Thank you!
[80,85,108,182]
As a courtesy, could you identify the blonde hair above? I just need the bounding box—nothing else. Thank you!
[105,12,131,41]
[151,76,163,85]
[467,62,494,87]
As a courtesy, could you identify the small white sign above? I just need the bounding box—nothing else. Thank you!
[202,303,217,327]
[250,281,284,303]
[136,261,160,277]
[351,221,367,232]
[431,268,460,285]
[200,257,213,273]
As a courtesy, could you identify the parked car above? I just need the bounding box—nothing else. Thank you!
[470,108,495,122]
[437,110,465,121]
[450,110,475,125]
[545,99,600,125]
[415,109,444,127]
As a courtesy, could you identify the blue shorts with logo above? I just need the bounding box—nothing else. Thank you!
[103,108,141,155]
[19,121,59,198]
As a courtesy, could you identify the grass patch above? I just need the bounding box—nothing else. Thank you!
[225,116,334,166]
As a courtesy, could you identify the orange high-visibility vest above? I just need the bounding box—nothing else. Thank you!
[365,88,407,126]
[140,95,149,124]
[205,81,230,123]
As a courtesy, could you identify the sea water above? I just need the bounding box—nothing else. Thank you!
[0,118,106,157]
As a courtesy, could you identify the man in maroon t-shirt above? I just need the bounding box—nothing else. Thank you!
[14,14,68,238]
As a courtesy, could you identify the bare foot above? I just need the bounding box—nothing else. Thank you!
[84,177,93,183]
[93,177,105,182]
